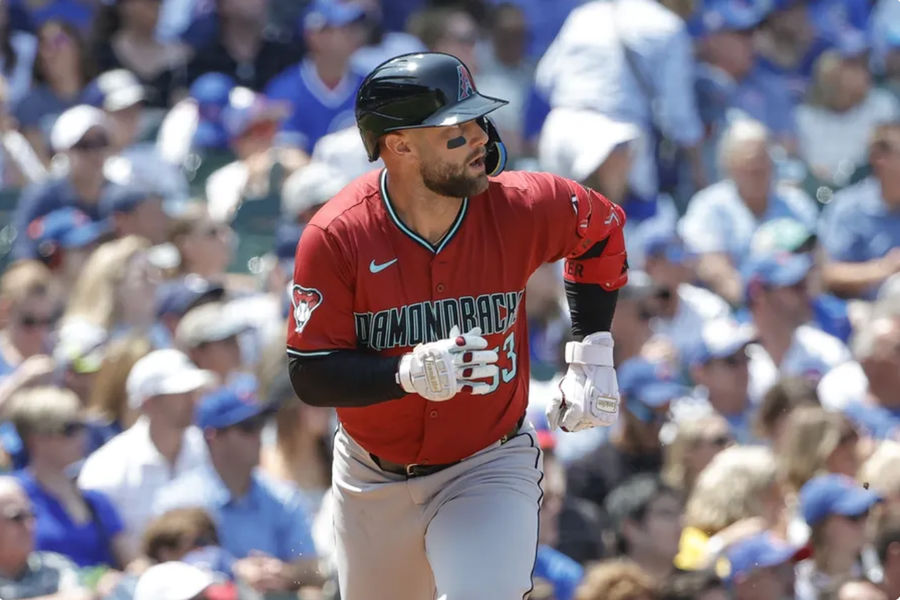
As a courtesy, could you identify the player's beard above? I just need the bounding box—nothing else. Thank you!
[420,157,489,198]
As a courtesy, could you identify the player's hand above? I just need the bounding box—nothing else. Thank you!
[546,332,620,431]
[397,326,499,401]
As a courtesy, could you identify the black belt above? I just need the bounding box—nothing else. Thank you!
[370,415,525,478]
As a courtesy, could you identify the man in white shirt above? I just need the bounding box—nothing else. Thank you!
[641,232,731,359]
[743,252,851,399]
[78,349,214,554]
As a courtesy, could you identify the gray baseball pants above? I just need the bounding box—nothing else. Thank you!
[331,422,544,600]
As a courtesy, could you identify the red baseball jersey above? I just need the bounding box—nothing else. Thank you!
[287,168,624,465]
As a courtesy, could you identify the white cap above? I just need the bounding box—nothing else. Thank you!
[52,318,107,373]
[692,318,757,365]
[281,161,347,220]
[175,302,247,349]
[538,108,640,182]
[126,349,215,411]
[134,562,214,600]
[50,104,109,153]
[95,69,146,112]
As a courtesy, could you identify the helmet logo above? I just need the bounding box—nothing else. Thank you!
[457,65,475,101]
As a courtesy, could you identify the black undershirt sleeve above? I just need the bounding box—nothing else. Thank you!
[564,282,619,340]
[288,351,406,408]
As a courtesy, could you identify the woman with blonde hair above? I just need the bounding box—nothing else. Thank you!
[64,235,163,343]
[661,414,733,496]
[8,386,134,568]
[777,405,860,495]
[84,334,152,453]
[676,445,784,570]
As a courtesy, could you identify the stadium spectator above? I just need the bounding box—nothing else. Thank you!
[822,578,889,600]
[819,121,900,299]
[679,120,818,304]
[535,0,705,203]
[777,406,860,496]
[175,302,245,382]
[0,2,36,107]
[743,252,852,394]
[265,0,365,153]
[798,35,900,189]
[8,386,133,568]
[91,0,191,108]
[0,260,60,378]
[24,207,109,287]
[693,0,798,176]
[858,441,900,508]
[408,5,480,75]
[0,475,90,600]
[77,348,214,554]
[12,104,112,259]
[604,474,682,583]
[186,0,303,92]
[723,531,801,600]
[100,183,170,245]
[753,376,820,446]
[154,375,320,593]
[677,445,782,570]
[610,271,658,366]
[167,203,234,283]
[661,414,733,496]
[14,20,94,163]
[659,569,728,600]
[796,474,882,600]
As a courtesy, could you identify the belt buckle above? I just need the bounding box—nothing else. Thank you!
[405,463,420,477]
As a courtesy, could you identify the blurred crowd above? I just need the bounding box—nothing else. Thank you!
[0,0,898,599]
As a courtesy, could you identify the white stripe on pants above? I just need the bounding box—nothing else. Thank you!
[331,422,544,600]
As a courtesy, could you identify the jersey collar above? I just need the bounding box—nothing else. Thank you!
[379,169,468,254]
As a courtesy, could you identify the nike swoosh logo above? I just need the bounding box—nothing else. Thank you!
[369,258,398,273]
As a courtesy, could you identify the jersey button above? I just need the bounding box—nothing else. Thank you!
[430,410,438,418]
[436,283,445,293]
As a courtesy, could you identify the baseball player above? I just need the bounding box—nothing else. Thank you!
[287,52,628,600]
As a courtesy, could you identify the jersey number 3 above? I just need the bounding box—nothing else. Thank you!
[486,331,517,393]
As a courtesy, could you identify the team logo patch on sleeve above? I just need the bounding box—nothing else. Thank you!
[291,285,323,334]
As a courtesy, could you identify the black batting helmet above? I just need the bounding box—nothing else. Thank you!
[355,52,509,176]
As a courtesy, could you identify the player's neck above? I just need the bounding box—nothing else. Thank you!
[386,172,464,246]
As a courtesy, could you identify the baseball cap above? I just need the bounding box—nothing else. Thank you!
[50,104,110,153]
[618,357,690,419]
[133,561,215,600]
[832,27,870,58]
[175,302,247,349]
[190,73,236,149]
[281,162,347,221]
[99,183,159,218]
[126,349,216,411]
[303,0,366,31]
[539,109,640,183]
[750,218,815,255]
[743,251,813,289]
[27,207,109,252]
[53,318,107,375]
[644,231,693,264]
[721,532,802,584]
[196,374,273,430]
[221,87,289,140]
[84,68,146,112]
[690,0,765,37]
[155,275,226,319]
[691,318,757,366]
[800,474,881,526]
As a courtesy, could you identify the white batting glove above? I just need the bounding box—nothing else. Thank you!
[547,332,620,431]
[397,326,499,401]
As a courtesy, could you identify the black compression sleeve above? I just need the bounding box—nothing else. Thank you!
[564,282,619,340]
[288,351,406,408]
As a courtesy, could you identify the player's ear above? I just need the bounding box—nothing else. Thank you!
[383,132,413,158]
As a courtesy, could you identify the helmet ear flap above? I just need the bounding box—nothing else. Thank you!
[478,116,507,176]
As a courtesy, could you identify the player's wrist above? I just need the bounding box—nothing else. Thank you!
[396,353,415,393]
[566,332,614,367]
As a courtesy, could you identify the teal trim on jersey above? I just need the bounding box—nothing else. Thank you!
[379,169,467,254]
